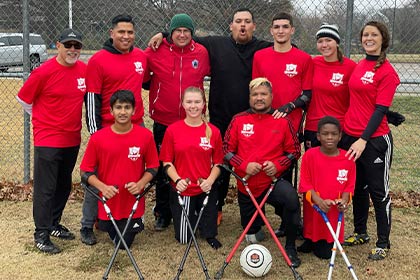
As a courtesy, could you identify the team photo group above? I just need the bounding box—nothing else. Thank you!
[16,6,402,279]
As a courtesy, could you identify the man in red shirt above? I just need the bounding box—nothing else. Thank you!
[252,12,313,237]
[16,28,87,254]
[81,14,149,245]
[223,77,302,267]
[252,12,313,135]
[80,90,159,248]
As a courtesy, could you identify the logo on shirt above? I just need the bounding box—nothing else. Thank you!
[77,78,86,92]
[192,59,199,69]
[134,62,144,74]
[337,169,349,184]
[241,123,254,137]
[330,73,344,87]
[284,64,298,77]
[128,146,141,161]
[199,137,212,151]
[361,71,375,85]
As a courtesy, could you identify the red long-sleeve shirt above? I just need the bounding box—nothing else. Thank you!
[223,109,301,197]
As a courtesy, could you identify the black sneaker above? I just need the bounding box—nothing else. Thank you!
[286,247,301,268]
[154,217,170,231]
[35,231,61,254]
[368,247,389,260]
[297,239,313,253]
[50,224,75,240]
[343,233,370,246]
[80,227,97,245]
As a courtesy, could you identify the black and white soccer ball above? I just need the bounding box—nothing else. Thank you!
[240,244,272,278]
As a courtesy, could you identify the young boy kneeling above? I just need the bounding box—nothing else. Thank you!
[299,116,355,259]
[80,90,159,248]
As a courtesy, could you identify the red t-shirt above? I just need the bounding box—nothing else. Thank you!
[159,120,223,196]
[80,125,159,220]
[86,48,148,127]
[305,56,356,131]
[252,47,313,132]
[299,147,355,243]
[344,59,400,137]
[224,111,301,197]
[17,57,86,147]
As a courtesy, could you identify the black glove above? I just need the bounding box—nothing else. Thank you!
[278,102,295,115]
[207,237,222,250]
[386,110,405,126]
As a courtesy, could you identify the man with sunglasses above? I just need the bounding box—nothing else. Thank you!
[16,28,87,254]
[81,14,149,246]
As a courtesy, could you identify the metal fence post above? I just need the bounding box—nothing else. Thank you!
[344,0,354,58]
[22,0,31,183]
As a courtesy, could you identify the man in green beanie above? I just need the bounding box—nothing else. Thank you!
[144,14,222,249]
[148,9,273,228]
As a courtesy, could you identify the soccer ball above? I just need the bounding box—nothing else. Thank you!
[240,244,272,278]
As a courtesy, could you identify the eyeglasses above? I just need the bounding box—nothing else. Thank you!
[62,42,82,49]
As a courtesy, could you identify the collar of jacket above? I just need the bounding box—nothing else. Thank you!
[246,108,275,115]
[164,38,196,53]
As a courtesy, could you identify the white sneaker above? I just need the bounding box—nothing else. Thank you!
[245,229,265,244]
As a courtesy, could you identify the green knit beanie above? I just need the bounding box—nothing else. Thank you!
[169,13,195,35]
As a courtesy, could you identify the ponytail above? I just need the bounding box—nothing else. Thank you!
[374,51,386,71]
[337,46,344,64]
[202,115,212,141]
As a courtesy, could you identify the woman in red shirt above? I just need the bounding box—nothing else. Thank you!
[160,87,223,249]
[341,21,400,261]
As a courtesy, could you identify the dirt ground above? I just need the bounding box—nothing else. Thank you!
[0,187,419,280]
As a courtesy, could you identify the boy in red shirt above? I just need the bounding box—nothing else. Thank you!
[299,116,355,259]
[80,90,159,248]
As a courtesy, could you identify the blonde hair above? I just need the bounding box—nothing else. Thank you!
[182,86,212,141]
[249,77,272,93]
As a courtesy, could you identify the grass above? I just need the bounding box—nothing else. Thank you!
[1,77,419,192]
[0,197,419,280]
[1,77,420,279]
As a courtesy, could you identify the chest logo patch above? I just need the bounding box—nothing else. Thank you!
[330,73,344,87]
[134,61,144,74]
[192,59,199,69]
[128,146,141,161]
[337,169,348,184]
[77,78,86,92]
[199,137,212,150]
[361,71,375,85]
[241,123,254,137]
[284,64,298,77]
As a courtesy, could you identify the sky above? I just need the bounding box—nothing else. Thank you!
[293,0,413,16]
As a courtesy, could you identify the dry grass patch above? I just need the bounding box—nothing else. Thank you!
[0,191,419,280]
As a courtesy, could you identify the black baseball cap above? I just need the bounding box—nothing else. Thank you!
[58,28,83,44]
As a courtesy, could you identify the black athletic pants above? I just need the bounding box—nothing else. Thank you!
[33,146,79,236]
[341,132,393,249]
[238,178,300,248]
[170,187,218,244]
[153,122,172,221]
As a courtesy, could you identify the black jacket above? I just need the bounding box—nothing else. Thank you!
[195,36,272,136]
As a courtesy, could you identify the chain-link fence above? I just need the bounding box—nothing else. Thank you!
[0,0,419,191]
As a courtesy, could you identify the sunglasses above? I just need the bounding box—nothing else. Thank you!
[62,42,83,49]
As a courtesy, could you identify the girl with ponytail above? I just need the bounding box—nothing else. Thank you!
[159,86,224,249]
